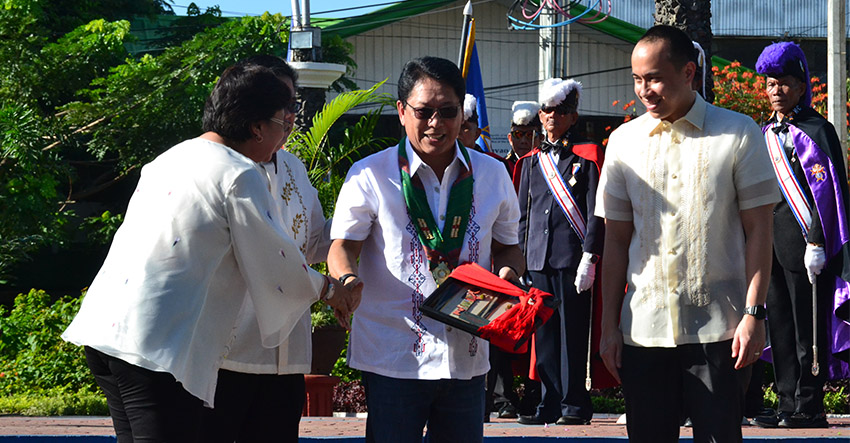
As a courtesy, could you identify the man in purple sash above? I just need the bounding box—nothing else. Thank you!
[754,41,850,429]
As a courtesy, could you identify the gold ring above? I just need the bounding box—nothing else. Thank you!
[754,352,761,357]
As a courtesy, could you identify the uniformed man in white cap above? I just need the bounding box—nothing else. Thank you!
[460,93,513,176]
[505,101,543,168]
[515,78,604,426]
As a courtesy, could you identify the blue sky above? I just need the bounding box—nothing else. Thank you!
[173,1,387,18]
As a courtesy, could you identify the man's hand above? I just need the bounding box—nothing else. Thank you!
[599,326,623,383]
[574,252,597,292]
[731,314,766,370]
[323,276,363,330]
[498,266,519,282]
[492,241,525,282]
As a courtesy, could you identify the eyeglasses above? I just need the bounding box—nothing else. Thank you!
[540,105,572,115]
[403,101,460,120]
[269,117,293,130]
[283,100,302,114]
[511,129,537,139]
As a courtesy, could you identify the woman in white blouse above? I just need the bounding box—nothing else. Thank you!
[62,63,357,442]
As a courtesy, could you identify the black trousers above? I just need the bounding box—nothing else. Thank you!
[767,254,829,415]
[85,347,204,443]
[529,267,592,421]
[620,341,744,443]
[199,370,306,443]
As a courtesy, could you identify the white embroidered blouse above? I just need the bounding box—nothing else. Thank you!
[62,138,325,406]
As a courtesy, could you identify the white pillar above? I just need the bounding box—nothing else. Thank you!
[827,0,847,168]
[539,9,555,92]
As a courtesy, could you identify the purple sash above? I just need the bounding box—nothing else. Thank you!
[787,124,850,378]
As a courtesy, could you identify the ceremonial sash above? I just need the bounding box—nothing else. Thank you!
[398,138,473,284]
[764,122,812,236]
[537,151,586,243]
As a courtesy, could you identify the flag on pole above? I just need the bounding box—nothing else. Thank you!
[460,18,491,152]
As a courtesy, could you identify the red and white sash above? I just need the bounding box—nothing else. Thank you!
[537,151,586,243]
[765,123,812,235]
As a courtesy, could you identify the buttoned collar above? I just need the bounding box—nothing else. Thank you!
[405,138,470,177]
[647,91,705,136]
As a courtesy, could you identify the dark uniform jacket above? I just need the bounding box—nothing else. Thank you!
[516,135,604,271]
[770,107,837,272]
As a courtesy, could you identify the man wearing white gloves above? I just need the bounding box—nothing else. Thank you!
[753,42,850,429]
[515,78,604,425]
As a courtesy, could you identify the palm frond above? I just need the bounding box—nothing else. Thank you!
[287,79,392,170]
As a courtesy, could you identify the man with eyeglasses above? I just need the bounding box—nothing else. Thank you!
[505,101,543,173]
[515,78,604,426]
[328,56,525,442]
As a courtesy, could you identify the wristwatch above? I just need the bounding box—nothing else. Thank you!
[322,277,336,301]
[338,273,358,285]
[744,305,766,320]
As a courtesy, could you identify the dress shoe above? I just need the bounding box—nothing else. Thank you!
[556,415,591,425]
[498,404,519,419]
[753,411,791,428]
[780,412,829,428]
[517,414,557,425]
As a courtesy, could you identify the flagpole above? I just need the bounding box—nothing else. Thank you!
[458,1,473,71]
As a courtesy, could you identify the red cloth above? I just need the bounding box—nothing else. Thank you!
[447,263,555,353]
[526,270,619,388]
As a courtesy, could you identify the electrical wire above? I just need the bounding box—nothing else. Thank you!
[506,0,611,31]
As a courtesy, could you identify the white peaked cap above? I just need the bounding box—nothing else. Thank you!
[511,101,539,125]
[463,93,477,121]
[539,77,582,108]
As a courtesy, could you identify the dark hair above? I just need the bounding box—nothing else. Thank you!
[202,64,292,142]
[638,25,696,70]
[236,54,298,84]
[398,57,465,103]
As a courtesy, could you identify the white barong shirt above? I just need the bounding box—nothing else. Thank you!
[331,141,520,380]
[221,149,331,375]
[596,93,780,348]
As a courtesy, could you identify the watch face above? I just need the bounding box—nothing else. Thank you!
[746,306,765,319]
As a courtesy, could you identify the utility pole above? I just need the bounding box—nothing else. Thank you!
[539,8,555,92]
[827,0,847,167]
[289,0,344,134]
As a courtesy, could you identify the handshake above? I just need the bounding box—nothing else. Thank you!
[321,274,364,330]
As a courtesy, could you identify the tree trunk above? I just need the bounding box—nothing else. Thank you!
[654,0,715,104]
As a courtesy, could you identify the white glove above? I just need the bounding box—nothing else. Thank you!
[804,243,826,284]
[574,252,597,292]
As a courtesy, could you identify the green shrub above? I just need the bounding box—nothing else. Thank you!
[763,383,849,414]
[0,289,95,396]
[330,333,361,383]
[824,387,849,414]
[591,395,626,414]
[0,388,108,416]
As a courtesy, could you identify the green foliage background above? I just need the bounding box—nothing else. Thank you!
[0,290,93,391]
[0,0,358,282]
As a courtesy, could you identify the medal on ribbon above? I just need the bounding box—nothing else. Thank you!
[398,138,473,285]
